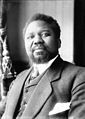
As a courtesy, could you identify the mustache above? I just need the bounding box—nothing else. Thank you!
[32,44,46,51]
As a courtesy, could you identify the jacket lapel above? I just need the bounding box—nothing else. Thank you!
[21,56,64,119]
[46,56,64,83]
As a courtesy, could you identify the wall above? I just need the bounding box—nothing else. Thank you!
[74,0,85,67]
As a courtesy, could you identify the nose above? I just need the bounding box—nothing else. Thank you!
[33,34,44,44]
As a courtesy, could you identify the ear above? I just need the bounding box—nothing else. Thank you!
[58,38,61,49]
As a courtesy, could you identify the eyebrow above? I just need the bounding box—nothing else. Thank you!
[28,29,51,35]
[40,27,52,32]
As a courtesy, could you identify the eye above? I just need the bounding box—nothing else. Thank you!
[27,34,35,40]
[41,32,50,38]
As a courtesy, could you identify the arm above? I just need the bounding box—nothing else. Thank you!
[69,68,85,119]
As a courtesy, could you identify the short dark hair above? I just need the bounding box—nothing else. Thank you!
[23,13,61,39]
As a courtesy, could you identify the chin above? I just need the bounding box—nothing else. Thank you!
[33,55,51,64]
[30,51,57,64]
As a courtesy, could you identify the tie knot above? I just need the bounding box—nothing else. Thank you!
[31,68,39,79]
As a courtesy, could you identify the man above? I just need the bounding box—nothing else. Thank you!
[1,13,85,119]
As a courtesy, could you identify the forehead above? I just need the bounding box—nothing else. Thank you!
[25,20,52,34]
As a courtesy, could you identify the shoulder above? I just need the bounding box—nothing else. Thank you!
[58,56,83,73]
[61,60,85,85]
[16,69,30,78]
[9,68,31,90]
[64,61,85,89]
[16,67,32,80]
[62,60,85,73]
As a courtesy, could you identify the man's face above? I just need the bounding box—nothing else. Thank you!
[24,20,59,64]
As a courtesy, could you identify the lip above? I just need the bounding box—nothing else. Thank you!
[34,48,44,52]
[33,46,45,51]
[35,47,44,50]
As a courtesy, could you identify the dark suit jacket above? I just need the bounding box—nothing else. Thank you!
[2,56,85,119]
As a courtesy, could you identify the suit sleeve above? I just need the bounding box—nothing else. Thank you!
[0,97,7,118]
[69,68,85,119]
